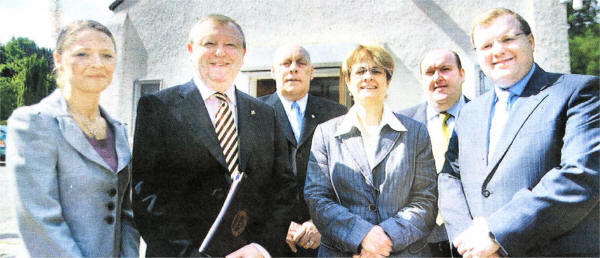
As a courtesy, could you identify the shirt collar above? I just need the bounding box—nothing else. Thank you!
[194,76,237,106]
[335,104,406,137]
[426,95,466,121]
[277,92,308,115]
[494,63,536,98]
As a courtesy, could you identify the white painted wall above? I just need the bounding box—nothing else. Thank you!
[101,0,570,136]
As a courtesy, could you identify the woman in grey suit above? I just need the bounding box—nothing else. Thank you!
[6,20,139,257]
[304,44,437,257]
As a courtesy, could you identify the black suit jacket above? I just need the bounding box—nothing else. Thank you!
[132,81,295,257]
[259,93,346,256]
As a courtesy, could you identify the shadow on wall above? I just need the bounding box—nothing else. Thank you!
[382,43,423,110]
[120,13,149,137]
[411,0,475,61]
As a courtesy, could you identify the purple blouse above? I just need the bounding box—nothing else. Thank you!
[85,123,118,173]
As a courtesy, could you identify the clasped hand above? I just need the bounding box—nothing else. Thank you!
[453,217,500,258]
[286,220,321,252]
[353,225,392,258]
[226,244,265,258]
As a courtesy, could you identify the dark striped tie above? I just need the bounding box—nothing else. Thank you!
[213,92,239,179]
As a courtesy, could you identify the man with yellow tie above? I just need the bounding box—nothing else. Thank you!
[399,48,468,257]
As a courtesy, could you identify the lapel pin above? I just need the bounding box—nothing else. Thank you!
[251,110,255,115]
[311,114,315,118]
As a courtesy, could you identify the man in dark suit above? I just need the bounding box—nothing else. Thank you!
[399,48,467,257]
[132,14,295,257]
[438,8,599,257]
[259,45,347,257]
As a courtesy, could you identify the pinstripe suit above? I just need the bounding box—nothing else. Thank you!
[439,65,599,256]
[304,109,437,256]
[399,97,468,246]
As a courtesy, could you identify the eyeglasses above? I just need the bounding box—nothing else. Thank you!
[351,66,386,77]
[475,32,526,51]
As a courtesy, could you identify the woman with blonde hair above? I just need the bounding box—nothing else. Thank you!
[7,20,139,257]
[304,44,437,257]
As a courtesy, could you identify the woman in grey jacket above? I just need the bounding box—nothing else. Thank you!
[304,44,437,257]
[6,20,139,257]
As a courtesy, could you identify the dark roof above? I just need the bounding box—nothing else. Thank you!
[109,0,124,11]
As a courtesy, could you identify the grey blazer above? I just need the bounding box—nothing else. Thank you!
[7,90,139,257]
[304,112,437,256]
[439,65,599,256]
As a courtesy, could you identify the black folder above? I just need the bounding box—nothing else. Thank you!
[197,173,251,257]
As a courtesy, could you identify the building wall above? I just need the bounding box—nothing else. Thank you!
[102,0,570,136]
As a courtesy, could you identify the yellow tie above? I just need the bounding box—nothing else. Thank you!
[433,112,451,172]
[434,112,450,226]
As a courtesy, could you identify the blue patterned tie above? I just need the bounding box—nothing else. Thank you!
[291,101,303,143]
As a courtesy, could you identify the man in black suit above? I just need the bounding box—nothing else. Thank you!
[399,48,467,257]
[132,14,295,257]
[259,45,347,256]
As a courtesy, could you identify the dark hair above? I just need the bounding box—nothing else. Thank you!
[55,20,116,54]
[471,8,532,47]
[419,49,462,74]
[189,14,246,49]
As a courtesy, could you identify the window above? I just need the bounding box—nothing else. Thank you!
[253,67,351,107]
[131,79,162,129]
[476,64,493,96]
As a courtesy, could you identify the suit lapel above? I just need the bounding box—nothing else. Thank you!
[487,67,551,170]
[470,93,494,167]
[270,94,297,146]
[102,108,131,173]
[298,96,320,147]
[57,116,115,172]
[49,92,115,172]
[338,128,374,187]
[176,82,228,169]
[235,89,256,173]
[372,127,401,169]
[415,103,428,126]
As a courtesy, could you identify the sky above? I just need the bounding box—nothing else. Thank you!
[0,0,115,49]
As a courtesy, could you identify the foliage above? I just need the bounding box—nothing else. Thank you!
[567,0,600,76]
[0,37,56,120]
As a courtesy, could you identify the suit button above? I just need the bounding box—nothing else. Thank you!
[482,190,491,197]
[106,202,115,211]
[104,216,114,224]
[108,188,117,197]
[368,204,377,211]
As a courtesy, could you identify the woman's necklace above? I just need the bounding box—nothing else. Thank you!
[69,107,101,140]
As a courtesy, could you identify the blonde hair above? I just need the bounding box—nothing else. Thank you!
[471,8,532,47]
[188,14,246,49]
[342,44,394,81]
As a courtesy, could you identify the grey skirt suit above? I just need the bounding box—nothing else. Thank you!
[6,90,139,257]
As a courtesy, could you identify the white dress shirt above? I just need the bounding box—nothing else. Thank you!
[194,76,238,128]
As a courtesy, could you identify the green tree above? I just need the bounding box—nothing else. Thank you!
[567,0,600,76]
[0,37,56,120]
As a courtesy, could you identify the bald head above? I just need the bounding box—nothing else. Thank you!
[271,45,315,101]
[273,45,312,65]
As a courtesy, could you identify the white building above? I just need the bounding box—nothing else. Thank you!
[101,0,571,136]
